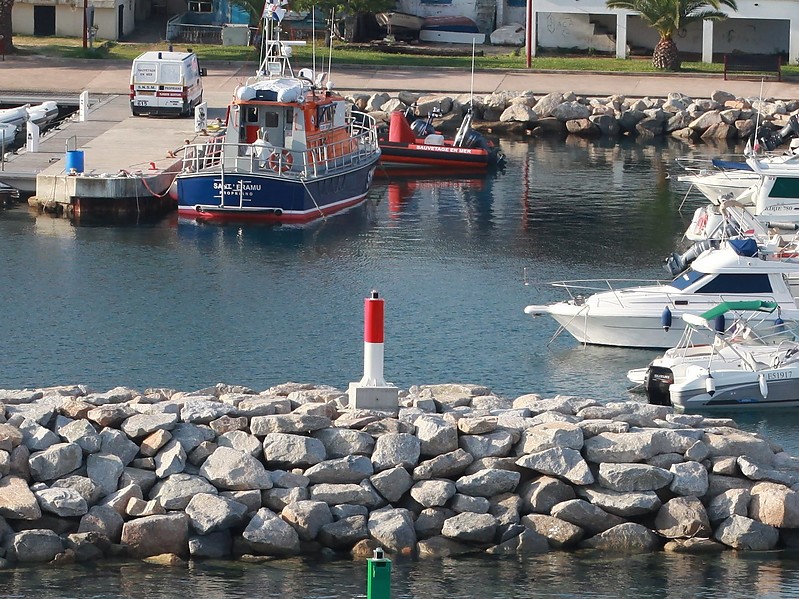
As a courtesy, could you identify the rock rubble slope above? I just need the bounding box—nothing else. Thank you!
[1,382,799,567]
[355,89,799,141]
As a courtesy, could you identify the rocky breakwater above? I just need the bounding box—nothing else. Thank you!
[1,382,799,568]
[353,89,799,141]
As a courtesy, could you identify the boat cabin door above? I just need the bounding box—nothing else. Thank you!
[242,106,293,149]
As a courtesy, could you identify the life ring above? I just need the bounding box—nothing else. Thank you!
[268,150,293,173]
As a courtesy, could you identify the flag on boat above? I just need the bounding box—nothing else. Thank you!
[262,0,287,21]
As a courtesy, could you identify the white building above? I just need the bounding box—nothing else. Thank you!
[398,0,799,64]
[12,0,144,41]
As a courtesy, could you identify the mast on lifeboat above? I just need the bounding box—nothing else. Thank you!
[255,0,304,80]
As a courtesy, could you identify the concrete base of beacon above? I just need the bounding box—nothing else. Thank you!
[348,383,399,412]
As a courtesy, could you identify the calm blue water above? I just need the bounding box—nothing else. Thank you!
[5,135,799,596]
[0,136,685,401]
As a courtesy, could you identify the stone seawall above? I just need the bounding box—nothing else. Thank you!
[1,382,798,567]
[352,89,799,141]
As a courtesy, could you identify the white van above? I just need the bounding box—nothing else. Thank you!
[130,51,205,117]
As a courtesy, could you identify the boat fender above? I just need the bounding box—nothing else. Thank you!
[661,306,672,331]
[775,315,785,332]
[765,221,799,231]
[713,314,726,333]
[268,150,293,173]
[759,374,769,399]
[705,373,716,397]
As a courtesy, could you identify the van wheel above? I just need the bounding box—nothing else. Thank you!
[131,107,141,117]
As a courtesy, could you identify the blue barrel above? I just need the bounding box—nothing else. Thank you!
[65,150,84,173]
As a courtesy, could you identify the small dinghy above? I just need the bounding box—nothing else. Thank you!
[419,16,485,44]
[0,123,17,147]
[0,101,59,132]
[630,301,799,412]
[0,105,29,129]
[27,101,59,127]
[379,106,504,170]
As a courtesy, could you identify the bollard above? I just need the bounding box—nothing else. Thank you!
[79,91,89,122]
[366,547,391,599]
[26,120,40,152]
[348,290,399,412]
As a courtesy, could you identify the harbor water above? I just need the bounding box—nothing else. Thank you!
[4,135,799,596]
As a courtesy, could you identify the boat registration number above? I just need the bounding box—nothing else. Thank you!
[767,370,793,380]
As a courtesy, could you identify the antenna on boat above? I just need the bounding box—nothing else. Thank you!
[327,6,335,86]
[469,38,476,109]
[454,39,477,148]
[312,6,317,82]
[751,78,765,157]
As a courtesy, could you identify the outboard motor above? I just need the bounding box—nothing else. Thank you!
[757,115,799,151]
[410,105,442,137]
[411,119,436,137]
[664,239,714,276]
[644,366,674,406]
[460,130,489,150]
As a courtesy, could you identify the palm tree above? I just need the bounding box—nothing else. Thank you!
[605,0,738,71]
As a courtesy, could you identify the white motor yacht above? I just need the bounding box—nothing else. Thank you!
[677,117,799,207]
[524,241,799,349]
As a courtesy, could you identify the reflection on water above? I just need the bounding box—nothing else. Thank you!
[5,551,799,598]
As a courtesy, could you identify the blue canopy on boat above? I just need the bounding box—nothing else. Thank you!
[729,238,758,257]
[711,158,753,171]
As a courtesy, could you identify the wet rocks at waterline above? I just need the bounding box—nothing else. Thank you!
[352,89,797,140]
[1,382,799,567]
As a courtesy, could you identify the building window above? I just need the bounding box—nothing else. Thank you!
[189,1,213,13]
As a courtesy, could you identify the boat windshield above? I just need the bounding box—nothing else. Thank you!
[670,268,707,290]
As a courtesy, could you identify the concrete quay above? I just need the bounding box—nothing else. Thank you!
[1,95,199,220]
[0,57,245,217]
